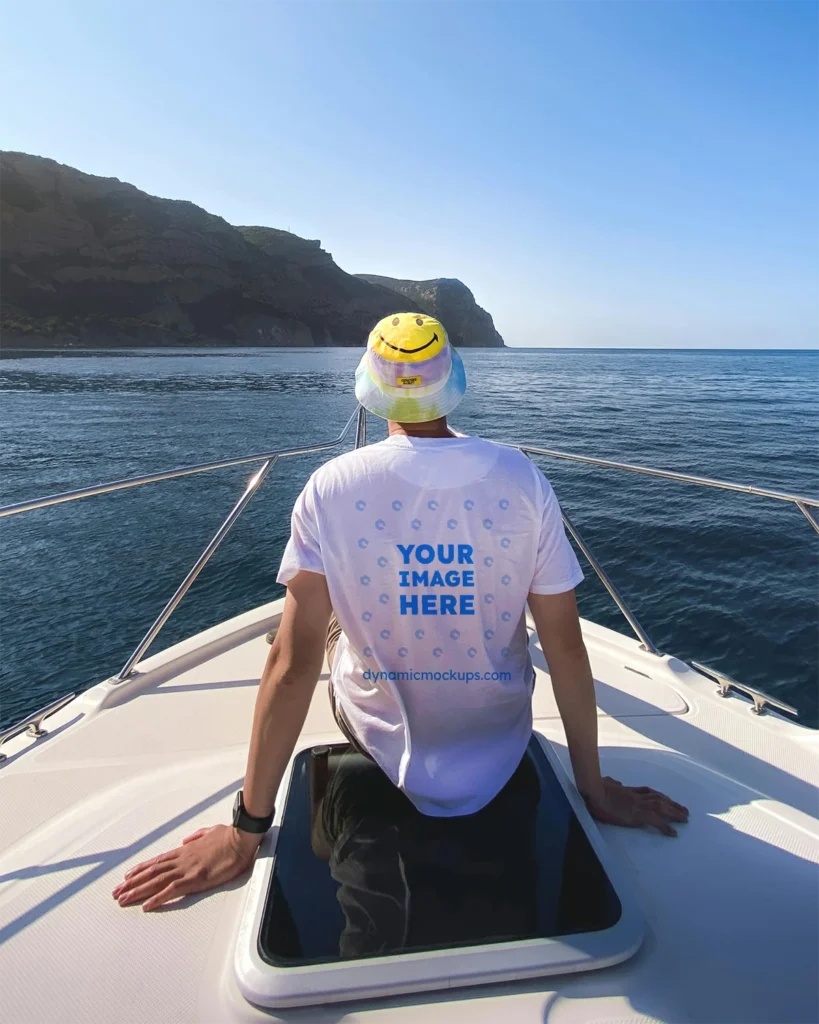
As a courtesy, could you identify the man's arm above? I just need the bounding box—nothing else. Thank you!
[113,570,332,911]
[528,589,688,836]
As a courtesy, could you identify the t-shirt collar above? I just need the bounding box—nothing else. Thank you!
[382,431,470,450]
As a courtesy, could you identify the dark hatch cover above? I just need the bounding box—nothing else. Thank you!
[259,736,621,966]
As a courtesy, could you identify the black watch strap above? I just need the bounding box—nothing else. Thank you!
[232,790,274,834]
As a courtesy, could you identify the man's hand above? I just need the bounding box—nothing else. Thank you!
[112,825,260,911]
[527,591,688,838]
[113,572,332,915]
[583,777,689,837]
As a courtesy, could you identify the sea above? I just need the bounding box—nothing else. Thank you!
[1,347,817,730]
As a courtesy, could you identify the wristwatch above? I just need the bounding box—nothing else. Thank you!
[232,790,274,834]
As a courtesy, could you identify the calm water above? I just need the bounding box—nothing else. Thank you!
[1,348,817,729]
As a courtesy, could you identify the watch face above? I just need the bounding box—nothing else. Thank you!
[233,791,243,824]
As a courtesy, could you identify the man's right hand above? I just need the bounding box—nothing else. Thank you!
[112,824,261,912]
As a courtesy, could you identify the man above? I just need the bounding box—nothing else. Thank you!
[113,313,687,912]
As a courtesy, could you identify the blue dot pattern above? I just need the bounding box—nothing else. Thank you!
[335,475,557,703]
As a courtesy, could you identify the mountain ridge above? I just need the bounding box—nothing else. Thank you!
[0,152,505,349]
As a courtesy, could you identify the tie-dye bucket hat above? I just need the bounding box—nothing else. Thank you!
[355,313,467,422]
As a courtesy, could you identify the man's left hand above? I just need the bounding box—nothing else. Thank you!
[583,777,689,836]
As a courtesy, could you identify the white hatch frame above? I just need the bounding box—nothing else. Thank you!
[233,730,644,1009]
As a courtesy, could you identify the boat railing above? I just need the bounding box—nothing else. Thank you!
[1,406,815,749]
[518,443,819,534]
[0,691,77,763]
[515,442,819,667]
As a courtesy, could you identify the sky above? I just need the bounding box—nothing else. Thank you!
[1,0,817,348]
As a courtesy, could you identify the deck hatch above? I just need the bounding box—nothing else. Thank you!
[235,734,643,1008]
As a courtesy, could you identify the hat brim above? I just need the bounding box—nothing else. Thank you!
[355,347,467,422]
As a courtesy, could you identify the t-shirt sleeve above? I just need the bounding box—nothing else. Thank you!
[276,476,325,585]
[528,468,584,595]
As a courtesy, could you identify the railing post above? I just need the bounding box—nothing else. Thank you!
[354,406,367,449]
[116,456,279,680]
[560,509,661,656]
[796,501,819,536]
[690,660,798,717]
[0,692,77,763]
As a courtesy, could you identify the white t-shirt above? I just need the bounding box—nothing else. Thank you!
[277,434,583,817]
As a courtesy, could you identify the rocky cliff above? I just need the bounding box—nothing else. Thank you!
[0,152,505,349]
[355,275,505,349]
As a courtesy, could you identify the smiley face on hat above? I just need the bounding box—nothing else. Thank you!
[356,311,467,422]
[369,313,448,365]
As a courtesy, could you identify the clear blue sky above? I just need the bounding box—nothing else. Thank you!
[2,1,817,348]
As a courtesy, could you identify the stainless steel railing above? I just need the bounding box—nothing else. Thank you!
[515,441,817,680]
[0,406,362,698]
[690,661,798,717]
[1,404,815,743]
[115,456,279,680]
[113,406,365,679]
[518,444,819,535]
[0,692,77,762]
[559,508,659,655]
[0,406,362,519]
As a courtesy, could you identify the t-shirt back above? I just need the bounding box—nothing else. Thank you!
[277,434,583,816]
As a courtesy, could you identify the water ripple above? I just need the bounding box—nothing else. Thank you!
[0,347,816,728]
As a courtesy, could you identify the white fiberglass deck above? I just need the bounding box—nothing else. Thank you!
[0,598,817,1024]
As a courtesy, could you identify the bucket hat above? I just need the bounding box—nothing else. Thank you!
[355,313,466,422]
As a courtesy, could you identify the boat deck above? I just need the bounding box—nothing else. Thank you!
[1,599,817,1024]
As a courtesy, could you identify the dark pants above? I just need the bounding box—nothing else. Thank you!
[320,615,540,957]
[326,612,373,759]
[315,746,540,958]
